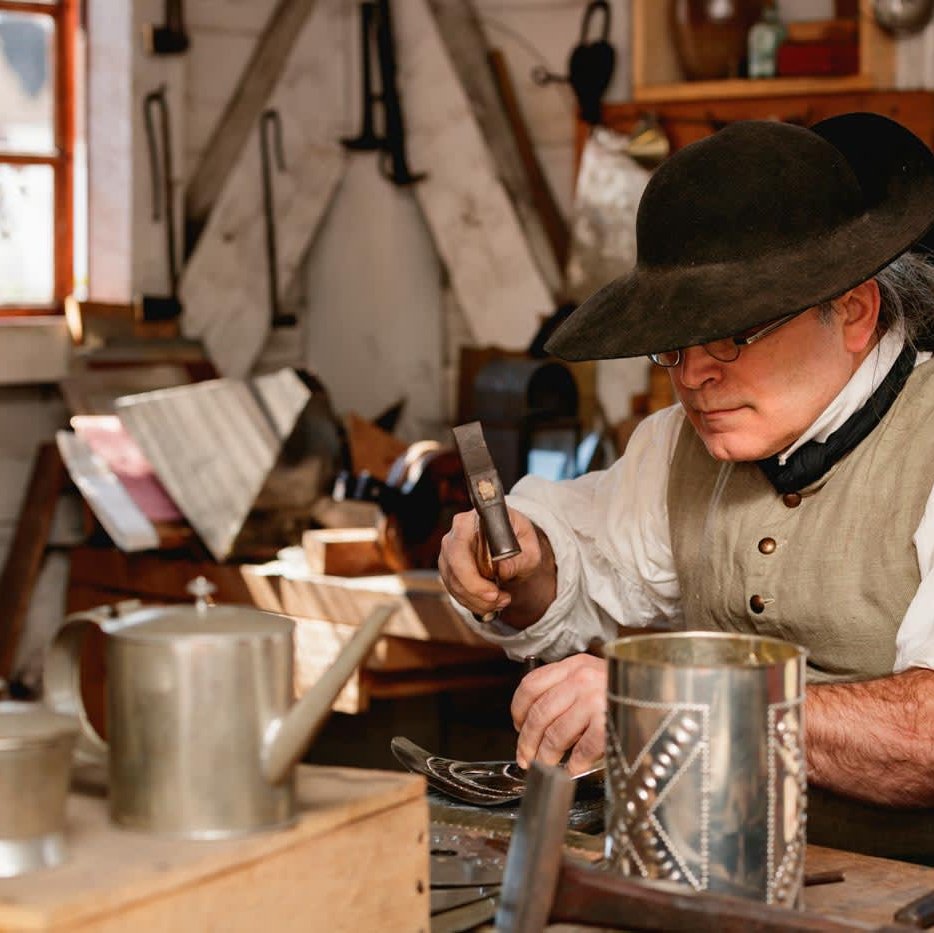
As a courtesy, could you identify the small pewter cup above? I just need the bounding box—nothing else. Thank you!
[604,632,807,906]
[0,701,79,877]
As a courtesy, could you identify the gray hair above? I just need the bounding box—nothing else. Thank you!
[817,250,934,348]
[875,250,934,348]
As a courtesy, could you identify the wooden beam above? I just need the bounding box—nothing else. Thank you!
[179,0,346,377]
[0,443,67,680]
[183,0,321,251]
[428,0,565,294]
[394,0,554,349]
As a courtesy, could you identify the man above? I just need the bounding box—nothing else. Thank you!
[439,113,934,849]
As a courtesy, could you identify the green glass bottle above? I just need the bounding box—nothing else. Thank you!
[747,0,786,79]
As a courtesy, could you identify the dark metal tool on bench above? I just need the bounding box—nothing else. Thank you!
[497,762,915,933]
[142,85,183,322]
[259,109,296,329]
[390,736,603,807]
[451,420,521,624]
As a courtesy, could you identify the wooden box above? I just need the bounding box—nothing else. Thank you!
[0,766,428,932]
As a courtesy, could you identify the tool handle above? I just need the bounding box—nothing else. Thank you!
[477,498,520,563]
[44,611,110,767]
[551,857,871,932]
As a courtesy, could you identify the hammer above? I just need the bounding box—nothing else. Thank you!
[496,763,912,933]
[452,421,521,623]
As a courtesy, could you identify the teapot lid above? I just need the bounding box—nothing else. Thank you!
[106,603,292,641]
[104,578,292,642]
[0,701,79,749]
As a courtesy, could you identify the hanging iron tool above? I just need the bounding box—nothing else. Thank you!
[144,0,190,56]
[341,0,426,185]
[532,0,616,126]
[141,85,183,321]
[259,110,297,329]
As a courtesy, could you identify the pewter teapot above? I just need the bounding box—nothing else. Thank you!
[44,579,396,838]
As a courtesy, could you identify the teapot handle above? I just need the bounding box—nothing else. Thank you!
[44,609,110,766]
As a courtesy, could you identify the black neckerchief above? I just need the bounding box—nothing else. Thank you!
[757,342,917,494]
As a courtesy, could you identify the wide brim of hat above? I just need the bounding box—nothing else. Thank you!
[546,117,934,362]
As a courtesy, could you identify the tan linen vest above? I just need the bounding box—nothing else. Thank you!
[668,358,934,684]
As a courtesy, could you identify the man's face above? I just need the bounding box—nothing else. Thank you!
[669,304,869,462]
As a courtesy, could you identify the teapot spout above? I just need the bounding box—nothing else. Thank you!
[261,602,397,785]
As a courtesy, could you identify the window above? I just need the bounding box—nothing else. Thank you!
[0,0,78,313]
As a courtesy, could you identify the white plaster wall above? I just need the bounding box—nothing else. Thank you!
[896,17,934,90]
[86,0,133,301]
[184,0,280,180]
[302,156,446,442]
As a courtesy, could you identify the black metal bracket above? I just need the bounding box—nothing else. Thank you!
[144,0,190,56]
[342,0,426,186]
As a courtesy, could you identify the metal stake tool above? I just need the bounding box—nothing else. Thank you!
[142,85,183,321]
[259,109,296,329]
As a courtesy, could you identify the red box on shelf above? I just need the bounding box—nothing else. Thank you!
[777,40,859,77]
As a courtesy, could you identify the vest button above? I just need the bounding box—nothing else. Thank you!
[758,537,777,554]
[782,492,802,508]
[749,594,766,614]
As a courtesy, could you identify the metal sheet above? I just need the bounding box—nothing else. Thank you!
[114,369,309,560]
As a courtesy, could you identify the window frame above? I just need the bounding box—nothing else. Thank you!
[0,0,77,316]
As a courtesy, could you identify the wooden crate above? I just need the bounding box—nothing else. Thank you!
[0,766,428,932]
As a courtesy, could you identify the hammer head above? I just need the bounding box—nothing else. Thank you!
[495,762,575,933]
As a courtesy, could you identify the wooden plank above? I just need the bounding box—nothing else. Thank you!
[248,569,491,646]
[303,527,390,576]
[0,766,428,932]
[66,547,491,647]
[394,0,554,349]
[184,0,321,241]
[0,443,67,679]
[179,0,346,377]
[428,0,564,293]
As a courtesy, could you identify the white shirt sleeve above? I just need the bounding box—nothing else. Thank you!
[895,483,934,673]
[455,405,686,662]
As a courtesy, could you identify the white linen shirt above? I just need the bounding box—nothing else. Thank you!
[456,330,934,674]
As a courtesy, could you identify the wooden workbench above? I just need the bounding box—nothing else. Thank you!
[0,765,428,932]
[543,846,934,931]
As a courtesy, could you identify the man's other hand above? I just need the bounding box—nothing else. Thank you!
[511,653,607,776]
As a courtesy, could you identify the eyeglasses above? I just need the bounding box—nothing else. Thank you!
[649,311,803,368]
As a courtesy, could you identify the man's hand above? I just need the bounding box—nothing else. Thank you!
[511,654,607,776]
[438,508,557,630]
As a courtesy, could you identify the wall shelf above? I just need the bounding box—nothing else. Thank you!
[631,0,895,103]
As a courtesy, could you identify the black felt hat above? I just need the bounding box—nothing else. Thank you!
[545,112,934,361]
